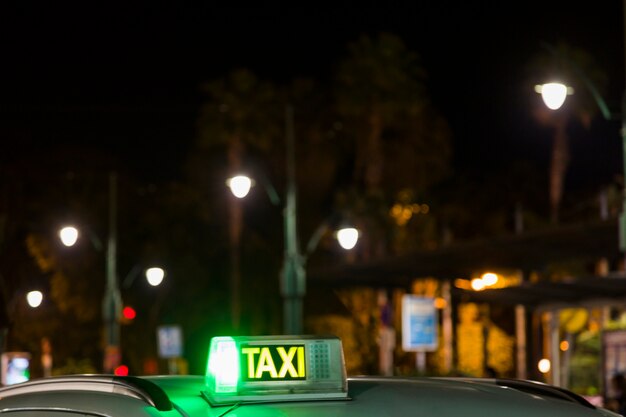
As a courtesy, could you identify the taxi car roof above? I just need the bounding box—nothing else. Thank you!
[0,375,616,417]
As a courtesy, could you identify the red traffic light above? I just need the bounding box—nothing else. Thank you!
[114,364,129,376]
[122,306,136,320]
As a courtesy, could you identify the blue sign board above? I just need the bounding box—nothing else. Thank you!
[157,325,183,358]
[402,295,438,352]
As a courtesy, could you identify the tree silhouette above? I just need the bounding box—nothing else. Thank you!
[527,42,609,224]
[195,69,284,332]
[333,32,451,258]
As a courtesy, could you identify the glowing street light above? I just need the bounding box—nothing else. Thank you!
[57,173,166,372]
[538,358,551,374]
[58,172,122,373]
[226,175,253,199]
[481,272,498,286]
[534,82,573,110]
[59,226,79,247]
[26,291,43,308]
[227,169,360,333]
[145,267,165,287]
[470,278,486,291]
[226,106,360,334]
[536,41,626,255]
[336,227,359,250]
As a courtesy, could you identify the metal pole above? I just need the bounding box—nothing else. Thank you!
[102,172,122,372]
[228,137,244,330]
[550,310,560,386]
[442,281,453,373]
[621,0,626,267]
[619,92,626,260]
[281,104,305,334]
[515,304,527,380]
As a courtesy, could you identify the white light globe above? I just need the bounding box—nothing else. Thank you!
[145,267,165,286]
[471,278,485,291]
[537,82,568,110]
[227,175,253,198]
[59,226,79,247]
[481,272,498,286]
[337,227,359,250]
[26,291,43,308]
[538,358,551,374]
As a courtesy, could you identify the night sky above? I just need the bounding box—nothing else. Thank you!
[2,2,625,187]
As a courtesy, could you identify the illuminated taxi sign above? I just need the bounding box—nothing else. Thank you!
[241,344,305,381]
[205,335,347,405]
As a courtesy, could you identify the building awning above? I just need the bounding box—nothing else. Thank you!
[309,219,625,310]
[309,219,620,287]
[453,274,626,311]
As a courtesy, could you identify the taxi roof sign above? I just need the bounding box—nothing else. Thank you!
[205,335,347,405]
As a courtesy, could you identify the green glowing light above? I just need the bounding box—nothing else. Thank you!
[204,335,348,405]
[206,337,239,393]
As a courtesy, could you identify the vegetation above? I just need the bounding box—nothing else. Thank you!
[0,33,616,377]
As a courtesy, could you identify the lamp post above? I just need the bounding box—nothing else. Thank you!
[534,35,626,386]
[280,105,301,334]
[59,173,166,372]
[535,42,626,260]
[59,172,122,372]
[227,105,359,334]
[103,172,122,373]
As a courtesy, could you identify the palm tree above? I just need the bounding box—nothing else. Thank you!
[528,42,609,224]
[196,69,283,330]
[333,32,451,258]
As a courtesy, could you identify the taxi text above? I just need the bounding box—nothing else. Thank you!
[241,345,305,380]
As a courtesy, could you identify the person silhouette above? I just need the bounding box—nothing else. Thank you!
[608,373,626,415]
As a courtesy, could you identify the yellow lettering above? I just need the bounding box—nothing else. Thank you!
[297,346,305,377]
[277,347,298,377]
[241,347,260,378]
[255,347,277,378]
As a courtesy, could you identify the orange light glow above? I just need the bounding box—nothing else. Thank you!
[454,279,471,290]
[434,297,447,309]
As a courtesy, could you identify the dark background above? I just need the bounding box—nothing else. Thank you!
[1,0,625,376]
[3,1,624,185]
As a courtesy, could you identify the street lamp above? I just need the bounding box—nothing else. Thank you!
[227,170,359,334]
[534,82,573,110]
[336,227,359,250]
[60,223,166,370]
[226,175,253,199]
[58,226,79,247]
[534,43,626,259]
[534,39,626,386]
[25,291,43,308]
[145,267,166,287]
[57,172,122,373]
[227,105,359,334]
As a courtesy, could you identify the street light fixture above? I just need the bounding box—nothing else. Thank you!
[336,227,359,250]
[534,82,573,110]
[59,222,166,370]
[56,172,122,373]
[145,267,166,287]
[227,170,360,334]
[226,175,254,199]
[58,226,79,247]
[226,105,360,334]
[25,291,43,308]
[534,39,626,386]
[535,43,626,257]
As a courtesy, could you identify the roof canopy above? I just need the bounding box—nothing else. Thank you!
[309,220,623,310]
[454,274,626,311]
